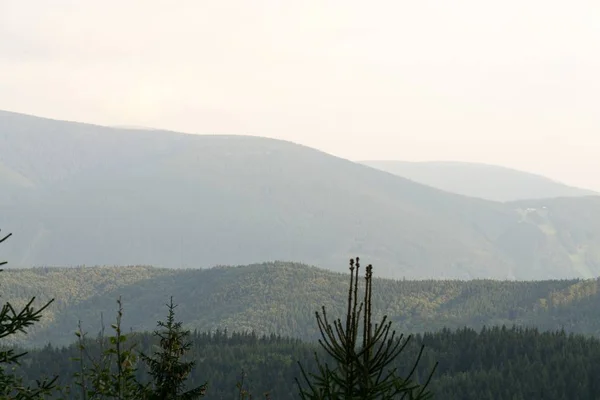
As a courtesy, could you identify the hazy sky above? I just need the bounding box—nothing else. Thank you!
[1,1,600,190]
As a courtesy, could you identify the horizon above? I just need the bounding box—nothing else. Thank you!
[1,106,596,193]
[2,1,600,191]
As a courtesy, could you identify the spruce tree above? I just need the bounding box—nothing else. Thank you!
[71,297,141,400]
[296,257,438,399]
[139,297,207,399]
[0,230,57,399]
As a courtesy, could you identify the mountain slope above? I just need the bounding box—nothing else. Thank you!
[361,160,597,202]
[2,110,600,279]
[5,264,600,347]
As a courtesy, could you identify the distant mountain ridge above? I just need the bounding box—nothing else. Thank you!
[110,125,161,130]
[360,160,598,202]
[2,109,600,279]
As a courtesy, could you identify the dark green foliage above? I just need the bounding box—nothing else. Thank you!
[0,230,57,399]
[235,369,270,400]
[139,297,207,399]
[297,258,437,399]
[68,297,141,399]
[10,327,600,399]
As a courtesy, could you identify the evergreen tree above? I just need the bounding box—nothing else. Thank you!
[296,257,438,399]
[139,297,207,399]
[71,297,141,400]
[0,230,57,399]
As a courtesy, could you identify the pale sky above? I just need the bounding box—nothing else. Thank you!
[1,0,600,190]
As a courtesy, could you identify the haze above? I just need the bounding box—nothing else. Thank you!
[1,0,599,191]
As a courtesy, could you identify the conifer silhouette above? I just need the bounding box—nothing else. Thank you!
[0,230,57,399]
[296,257,437,399]
[139,297,207,399]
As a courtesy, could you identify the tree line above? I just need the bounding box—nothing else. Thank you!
[13,323,600,399]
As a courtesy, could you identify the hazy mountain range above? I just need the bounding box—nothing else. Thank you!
[1,109,600,279]
[361,160,597,202]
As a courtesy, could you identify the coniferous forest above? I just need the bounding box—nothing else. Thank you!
[4,263,600,349]
[13,326,600,399]
[3,228,600,399]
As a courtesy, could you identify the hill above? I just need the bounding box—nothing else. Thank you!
[5,264,600,348]
[3,110,600,279]
[360,160,598,202]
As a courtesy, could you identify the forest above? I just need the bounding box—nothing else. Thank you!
[12,323,600,399]
[4,233,600,398]
[5,263,600,348]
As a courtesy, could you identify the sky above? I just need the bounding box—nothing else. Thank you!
[1,0,600,191]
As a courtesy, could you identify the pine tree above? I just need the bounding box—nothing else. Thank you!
[139,297,207,400]
[296,257,438,399]
[0,230,57,399]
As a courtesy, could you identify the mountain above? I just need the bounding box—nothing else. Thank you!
[360,160,598,202]
[2,110,600,279]
[5,264,600,347]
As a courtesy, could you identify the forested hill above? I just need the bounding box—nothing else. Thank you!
[4,110,600,280]
[5,263,600,347]
[15,327,600,399]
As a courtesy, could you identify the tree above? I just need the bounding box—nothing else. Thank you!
[139,297,207,400]
[0,230,57,399]
[296,257,438,399]
[71,297,141,400]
